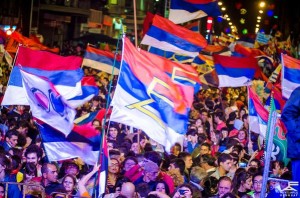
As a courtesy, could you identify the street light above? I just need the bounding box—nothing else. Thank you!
[259,1,266,8]
[259,10,264,14]
[218,2,223,6]
[221,7,226,11]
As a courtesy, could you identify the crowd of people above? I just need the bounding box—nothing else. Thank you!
[0,70,293,198]
[0,33,297,198]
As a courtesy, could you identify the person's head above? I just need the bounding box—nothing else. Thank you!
[270,160,284,176]
[169,158,185,175]
[144,151,162,167]
[24,162,37,182]
[200,154,216,169]
[123,156,138,172]
[200,109,209,121]
[190,166,207,186]
[195,118,203,128]
[130,141,140,154]
[170,143,181,157]
[92,119,101,129]
[62,174,76,194]
[0,183,4,197]
[143,161,159,182]
[238,129,247,141]
[153,180,170,195]
[186,129,198,143]
[233,170,252,192]
[218,153,232,172]
[120,182,136,198]
[5,130,19,148]
[252,173,263,194]
[214,110,224,122]
[109,158,120,174]
[0,154,11,174]
[248,159,261,169]
[25,144,43,166]
[41,163,58,184]
[178,152,193,169]
[108,123,120,140]
[218,176,233,197]
[229,153,239,166]
[64,162,80,177]
[202,176,219,197]
[176,184,193,198]
[221,127,229,139]
[16,120,29,135]
[107,139,118,150]
[200,142,211,155]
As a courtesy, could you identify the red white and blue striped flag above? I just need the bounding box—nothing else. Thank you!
[111,37,197,151]
[82,45,121,75]
[281,53,300,99]
[169,0,221,24]
[141,15,207,58]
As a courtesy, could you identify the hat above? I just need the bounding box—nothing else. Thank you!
[234,119,244,130]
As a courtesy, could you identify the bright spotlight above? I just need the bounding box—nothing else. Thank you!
[259,2,266,8]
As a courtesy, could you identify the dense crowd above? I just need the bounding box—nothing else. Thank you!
[0,35,296,198]
[0,67,293,198]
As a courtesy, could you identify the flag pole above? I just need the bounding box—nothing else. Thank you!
[92,34,122,198]
[133,0,138,47]
[260,95,277,198]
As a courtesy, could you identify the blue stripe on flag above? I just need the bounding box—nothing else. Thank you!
[147,26,203,54]
[118,61,188,134]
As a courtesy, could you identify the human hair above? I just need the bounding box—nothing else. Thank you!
[217,153,232,166]
[218,176,233,190]
[190,166,207,184]
[232,170,252,193]
[226,138,240,149]
[170,158,185,175]
[17,120,29,129]
[200,154,216,166]
[25,144,43,159]
[144,151,162,167]
[177,183,193,195]
[201,142,211,150]
[186,128,197,136]
[178,152,192,161]
[123,156,138,166]
[62,174,77,188]
[24,162,37,177]
[0,154,11,173]
[5,129,18,139]
[173,143,182,152]
[107,139,118,149]
[214,110,224,120]
[202,176,218,197]
[153,180,170,195]
[136,183,151,198]
[229,153,239,165]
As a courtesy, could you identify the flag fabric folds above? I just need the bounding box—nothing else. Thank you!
[98,134,108,196]
[266,96,289,166]
[20,70,76,136]
[110,37,195,150]
[141,15,207,57]
[148,47,194,64]
[213,54,258,87]
[66,76,99,108]
[2,46,84,106]
[82,45,121,75]
[169,0,221,24]
[248,87,268,138]
[37,120,101,165]
[281,53,300,99]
